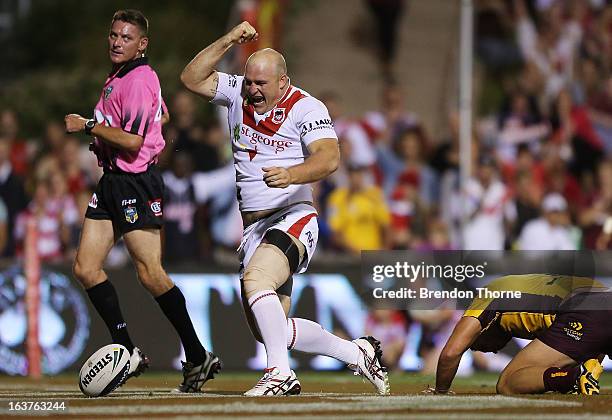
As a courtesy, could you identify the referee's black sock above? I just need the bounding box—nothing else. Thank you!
[543,366,580,393]
[86,280,135,353]
[156,286,206,366]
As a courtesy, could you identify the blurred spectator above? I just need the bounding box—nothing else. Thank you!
[162,152,204,262]
[0,109,31,177]
[163,90,224,172]
[514,0,582,101]
[462,156,516,250]
[579,159,612,249]
[540,143,583,217]
[327,164,390,254]
[162,152,240,262]
[0,197,9,255]
[33,120,66,181]
[14,174,79,263]
[365,0,405,82]
[378,127,438,207]
[550,89,604,178]
[387,171,428,249]
[365,309,407,371]
[512,170,542,239]
[518,192,578,250]
[588,76,612,154]
[321,91,377,170]
[496,89,549,164]
[362,83,420,145]
[430,111,460,176]
[61,136,92,195]
[414,217,452,251]
[410,308,458,375]
[475,0,522,70]
[0,138,28,257]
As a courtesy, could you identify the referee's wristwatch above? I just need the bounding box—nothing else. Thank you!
[84,119,96,135]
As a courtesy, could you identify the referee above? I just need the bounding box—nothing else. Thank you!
[64,9,220,393]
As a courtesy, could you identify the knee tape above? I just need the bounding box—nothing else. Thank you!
[242,243,291,299]
[242,230,306,300]
[263,229,304,273]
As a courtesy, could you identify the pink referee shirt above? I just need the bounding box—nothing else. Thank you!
[92,57,167,173]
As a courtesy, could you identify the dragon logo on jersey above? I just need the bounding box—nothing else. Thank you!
[272,108,286,124]
[104,85,114,100]
[124,206,138,224]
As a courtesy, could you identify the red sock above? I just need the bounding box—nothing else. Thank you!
[543,366,580,393]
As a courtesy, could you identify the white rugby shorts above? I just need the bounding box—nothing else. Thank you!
[238,203,319,275]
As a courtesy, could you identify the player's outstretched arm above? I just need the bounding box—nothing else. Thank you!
[263,138,339,188]
[65,114,143,152]
[434,316,482,393]
[181,21,258,101]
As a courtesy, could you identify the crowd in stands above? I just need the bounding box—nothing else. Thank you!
[0,0,610,273]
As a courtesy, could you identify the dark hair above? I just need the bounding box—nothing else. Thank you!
[112,9,149,36]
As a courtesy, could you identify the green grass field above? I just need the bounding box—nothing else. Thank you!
[0,371,611,418]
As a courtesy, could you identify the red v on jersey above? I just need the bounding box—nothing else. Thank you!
[242,87,306,137]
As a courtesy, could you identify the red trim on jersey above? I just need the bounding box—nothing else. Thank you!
[242,87,306,137]
[287,213,317,239]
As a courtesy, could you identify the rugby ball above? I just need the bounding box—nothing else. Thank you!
[79,344,131,397]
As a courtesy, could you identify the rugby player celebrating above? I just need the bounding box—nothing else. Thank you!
[181,21,390,396]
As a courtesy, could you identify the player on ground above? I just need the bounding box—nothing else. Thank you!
[64,9,220,393]
[181,21,390,396]
[427,274,609,395]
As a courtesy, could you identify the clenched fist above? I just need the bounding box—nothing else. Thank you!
[263,166,292,188]
[65,114,87,133]
[227,21,259,45]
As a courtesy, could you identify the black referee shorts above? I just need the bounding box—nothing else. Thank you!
[85,165,164,235]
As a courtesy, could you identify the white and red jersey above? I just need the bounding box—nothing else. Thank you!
[212,72,337,212]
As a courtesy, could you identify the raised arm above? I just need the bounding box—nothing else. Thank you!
[180,21,258,101]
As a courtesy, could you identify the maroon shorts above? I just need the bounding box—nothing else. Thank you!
[539,292,612,363]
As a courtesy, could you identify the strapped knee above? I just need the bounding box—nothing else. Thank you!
[241,230,304,300]
[264,229,302,273]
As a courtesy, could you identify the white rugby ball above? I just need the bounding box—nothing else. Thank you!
[79,344,131,397]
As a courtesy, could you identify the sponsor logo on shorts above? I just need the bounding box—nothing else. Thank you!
[564,321,584,341]
[121,198,136,206]
[149,199,162,217]
[124,206,138,224]
[88,193,98,208]
[551,371,568,378]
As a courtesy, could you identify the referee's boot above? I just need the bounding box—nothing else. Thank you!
[126,347,150,380]
[574,358,603,395]
[173,351,222,393]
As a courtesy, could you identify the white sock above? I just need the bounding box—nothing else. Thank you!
[248,290,291,375]
[287,318,360,366]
